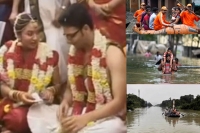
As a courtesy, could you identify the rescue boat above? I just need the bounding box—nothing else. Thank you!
[164,111,181,117]
[133,24,199,34]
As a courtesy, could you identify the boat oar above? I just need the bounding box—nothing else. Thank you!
[176,0,198,16]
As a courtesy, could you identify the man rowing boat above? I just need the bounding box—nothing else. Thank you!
[180,3,200,29]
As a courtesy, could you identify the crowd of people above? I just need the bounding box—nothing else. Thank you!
[134,2,200,30]
[0,0,126,133]
[166,108,180,115]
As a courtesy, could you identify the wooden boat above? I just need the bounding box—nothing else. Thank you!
[133,24,199,34]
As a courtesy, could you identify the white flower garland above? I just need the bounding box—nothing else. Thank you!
[0,41,54,93]
[68,30,112,109]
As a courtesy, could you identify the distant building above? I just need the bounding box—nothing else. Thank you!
[126,0,139,12]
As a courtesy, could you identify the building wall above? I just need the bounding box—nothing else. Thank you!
[127,0,139,12]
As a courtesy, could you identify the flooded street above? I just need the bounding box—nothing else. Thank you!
[127,107,200,133]
[127,54,200,84]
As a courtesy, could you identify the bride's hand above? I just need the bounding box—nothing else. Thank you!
[40,88,54,104]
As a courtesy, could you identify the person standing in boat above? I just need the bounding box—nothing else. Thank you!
[180,4,200,29]
[149,7,158,30]
[142,8,151,30]
[163,48,173,73]
[154,6,173,31]
[133,3,146,24]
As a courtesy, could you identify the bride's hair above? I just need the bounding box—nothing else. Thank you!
[13,12,37,38]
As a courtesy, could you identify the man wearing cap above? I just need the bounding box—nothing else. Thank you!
[133,3,145,23]
[180,3,200,28]
[154,6,173,31]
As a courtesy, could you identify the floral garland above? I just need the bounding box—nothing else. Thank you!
[0,40,54,93]
[68,30,112,114]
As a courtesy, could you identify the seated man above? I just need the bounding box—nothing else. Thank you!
[57,3,126,133]
[180,3,200,29]
[154,6,173,30]
[134,3,146,24]
[0,12,61,133]
[149,7,158,30]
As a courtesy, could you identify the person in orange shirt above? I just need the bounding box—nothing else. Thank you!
[133,3,146,23]
[154,6,173,31]
[180,4,200,28]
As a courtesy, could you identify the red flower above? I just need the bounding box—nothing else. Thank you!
[5,53,15,59]
[86,77,95,91]
[39,63,47,71]
[68,55,75,64]
[72,102,85,115]
[100,58,107,68]
[75,76,87,91]
[0,72,9,82]
[87,56,92,65]
[92,48,102,57]
[76,50,85,58]
[75,51,85,65]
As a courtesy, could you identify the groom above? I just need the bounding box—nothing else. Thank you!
[57,3,126,133]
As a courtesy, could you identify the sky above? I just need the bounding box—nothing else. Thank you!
[127,84,200,105]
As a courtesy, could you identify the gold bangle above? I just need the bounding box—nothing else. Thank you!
[47,87,56,95]
[8,90,15,99]
[13,91,23,101]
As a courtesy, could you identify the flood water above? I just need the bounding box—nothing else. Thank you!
[127,54,200,84]
[127,107,200,133]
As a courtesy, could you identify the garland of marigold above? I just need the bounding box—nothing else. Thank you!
[68,30,112,115]
[0,40,54,93]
